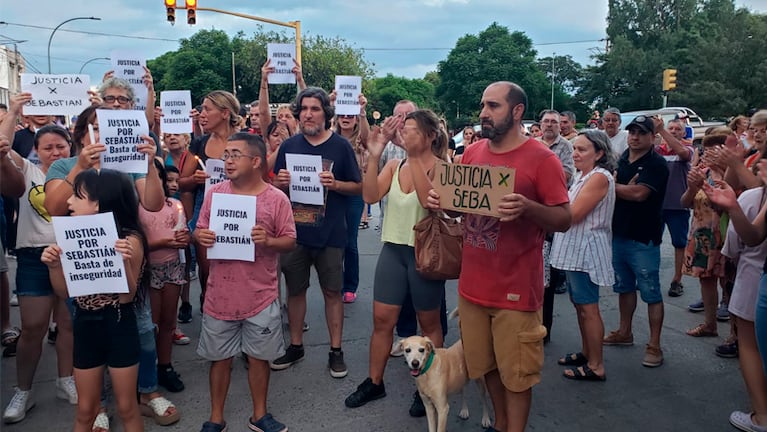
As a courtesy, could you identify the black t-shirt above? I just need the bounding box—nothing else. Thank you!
[612,149,670,245]
[448,138,456,151]
[13,128,35,159]
[273,132,361,249]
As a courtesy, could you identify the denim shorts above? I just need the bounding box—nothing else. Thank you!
[15,247,54,297]
[612,237,663,304]
[663,209,690,249]
[565,271,600,305]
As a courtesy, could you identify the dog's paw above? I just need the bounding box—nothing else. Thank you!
[458,408,469,420]
[481,414,492,428]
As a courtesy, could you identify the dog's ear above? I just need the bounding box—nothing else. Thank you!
[424,336,435,353]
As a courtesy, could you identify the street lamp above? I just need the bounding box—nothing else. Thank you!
[48,16,101,73]
[79,57,110,74]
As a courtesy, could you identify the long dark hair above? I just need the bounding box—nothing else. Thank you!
[72,168,150,302]
[405,110,448,161]
[72,106,98,154]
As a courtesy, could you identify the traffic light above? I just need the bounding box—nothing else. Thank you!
[186,0,197,25]
[165,0,175,23]
[663,68,678,91]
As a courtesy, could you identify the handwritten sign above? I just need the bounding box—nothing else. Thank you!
[208,193,257,261]
[334,76,362,116]
[21,74,90,116]
[267,43,296,85]
[432,162,515,217]
[111,50,148,111]
[96,109,148,174]
[286,153,324,205]
[204,159,227,196]
[160,90,192,134]
[52,213,129,297]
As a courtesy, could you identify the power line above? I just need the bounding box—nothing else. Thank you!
[0,22,180,43]
[361,39,606,51]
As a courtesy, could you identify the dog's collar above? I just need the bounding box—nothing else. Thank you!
[417,350,435,377]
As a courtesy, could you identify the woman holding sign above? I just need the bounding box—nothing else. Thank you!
[41,168,148,432]
[345,109,448,409]
[0,97,78,423]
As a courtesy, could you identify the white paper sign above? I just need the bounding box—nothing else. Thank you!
[267,43,296,85]
[160,90,193,134]
[286,153,324,205]
[334,76,362,116]
[96,109,149,174]
[111,51,148,111]
[204,159,227,196]
[21,74,91,116]
[208,193,257,261]
[52,213,129,297]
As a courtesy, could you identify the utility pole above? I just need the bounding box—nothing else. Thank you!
[550,52,555,110]
[231,52,236,96]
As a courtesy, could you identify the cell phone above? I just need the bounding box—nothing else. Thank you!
[706,169,715,186]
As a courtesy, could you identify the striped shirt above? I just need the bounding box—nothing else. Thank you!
[550,167,615,286]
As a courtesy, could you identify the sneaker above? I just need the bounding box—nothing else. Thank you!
[56,376,78,404]
[667,281,684,297]
[328,350,348,378]
[47,325,58,345]
[603,331,634,346]
[390,339,405,357]
[730,410,767,432]
[2,343,17,357]
[717,302,730,321]
[177,302,192,323]
[3,388,34,423]
[716,339,739,358]
[270,344,304,371]
[248,413,287,432]
[303,322,309,332]
[342,292,357,303]
[9,294,18,307]
[172,328,190,345]
[157,365,185,393]
[345,378,386,408]
[409,390,426,417]
[642,344,664,368]
[688,300,704,312]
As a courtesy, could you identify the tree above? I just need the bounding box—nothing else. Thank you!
[365,74,439,119]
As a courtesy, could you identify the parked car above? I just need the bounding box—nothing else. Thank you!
[620,107,725,145]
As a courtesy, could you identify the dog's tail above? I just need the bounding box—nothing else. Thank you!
[448,307,459,320]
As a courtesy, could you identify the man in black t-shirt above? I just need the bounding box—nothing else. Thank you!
[605,115,669,368]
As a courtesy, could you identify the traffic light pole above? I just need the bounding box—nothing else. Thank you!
[662,92,668,108]
[175,5,302,64]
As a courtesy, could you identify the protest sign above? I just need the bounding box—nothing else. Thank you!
[432,162,515,217]
[52,212,129,297]
[160,90,193,134]
[285,153,324,205]
[96,109,149,174]
[266,43,296,85]
[204,158,227,196]
[334,76,362,116]
[208,193,257,261]
[21,74,90,116]
[111,51,148,111]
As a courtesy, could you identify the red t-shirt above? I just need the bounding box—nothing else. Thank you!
[459,138,570,311]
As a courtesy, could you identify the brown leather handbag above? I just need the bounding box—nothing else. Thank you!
[413,212,463,280]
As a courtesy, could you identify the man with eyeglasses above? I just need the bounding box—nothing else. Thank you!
[195,132,296,432]
[603,107,628,155]
[604,115,669,368]
[271,87,361,379]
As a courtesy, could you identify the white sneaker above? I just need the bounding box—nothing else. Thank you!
[56,376,78,404]
[9,294,18,307]
[3,388,34,423]
[390,339,405,357]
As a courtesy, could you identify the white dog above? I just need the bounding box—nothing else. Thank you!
[400,335,491,432]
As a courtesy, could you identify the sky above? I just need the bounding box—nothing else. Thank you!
[2,0,767,84]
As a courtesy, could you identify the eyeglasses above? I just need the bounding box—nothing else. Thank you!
[103,95,132,104]
[338,114,356,119]
[220,151,257,161]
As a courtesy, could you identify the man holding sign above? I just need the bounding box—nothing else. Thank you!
[272,87,361,379]
[426,82,571,432]
[194,133,296,432]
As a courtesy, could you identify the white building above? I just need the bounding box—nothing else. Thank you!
[0,45,24,107]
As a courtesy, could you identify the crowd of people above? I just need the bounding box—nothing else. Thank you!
[0,58,766,432]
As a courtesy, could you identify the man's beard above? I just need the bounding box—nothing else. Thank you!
[302,123,322,136]
[481,112,514,142]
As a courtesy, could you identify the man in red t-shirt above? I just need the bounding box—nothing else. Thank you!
[428,82,571,432]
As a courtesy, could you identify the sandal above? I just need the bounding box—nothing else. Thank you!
[140,396,180,426]
[1,327,20,346]
[563,365,606,381]
[359,221,369,230]
[557,352,588,366]
[686,323,718,337]
[92,411,110,432]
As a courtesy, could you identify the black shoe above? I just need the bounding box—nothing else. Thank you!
[668,281,684,297]
[157,365,185,392]
[554,283,567,294]
[715,340,739,358]
[2,340,17,357]
[47,326,58,345]
[177,302,192,323]
[345,378,386,408]
[328,350,348,378]
[409,391,426,417]
[270,345,304,371]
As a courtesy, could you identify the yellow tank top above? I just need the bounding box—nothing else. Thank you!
[381,160,428,247]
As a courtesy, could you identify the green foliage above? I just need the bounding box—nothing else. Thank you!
[365,74,439,119]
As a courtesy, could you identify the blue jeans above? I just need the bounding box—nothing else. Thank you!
[612,237,663,304]
[343,195,365,294]
[136,300,159,394]
[756,274,767,377]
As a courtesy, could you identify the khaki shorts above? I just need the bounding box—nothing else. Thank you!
[281,245,343,296]
[458,296,547,393]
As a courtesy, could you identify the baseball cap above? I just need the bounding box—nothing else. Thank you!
[626,115,654,133]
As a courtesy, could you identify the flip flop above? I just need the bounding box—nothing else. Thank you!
[557,352,588,366]
[563,365,606,381]
[686,323,718,337]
